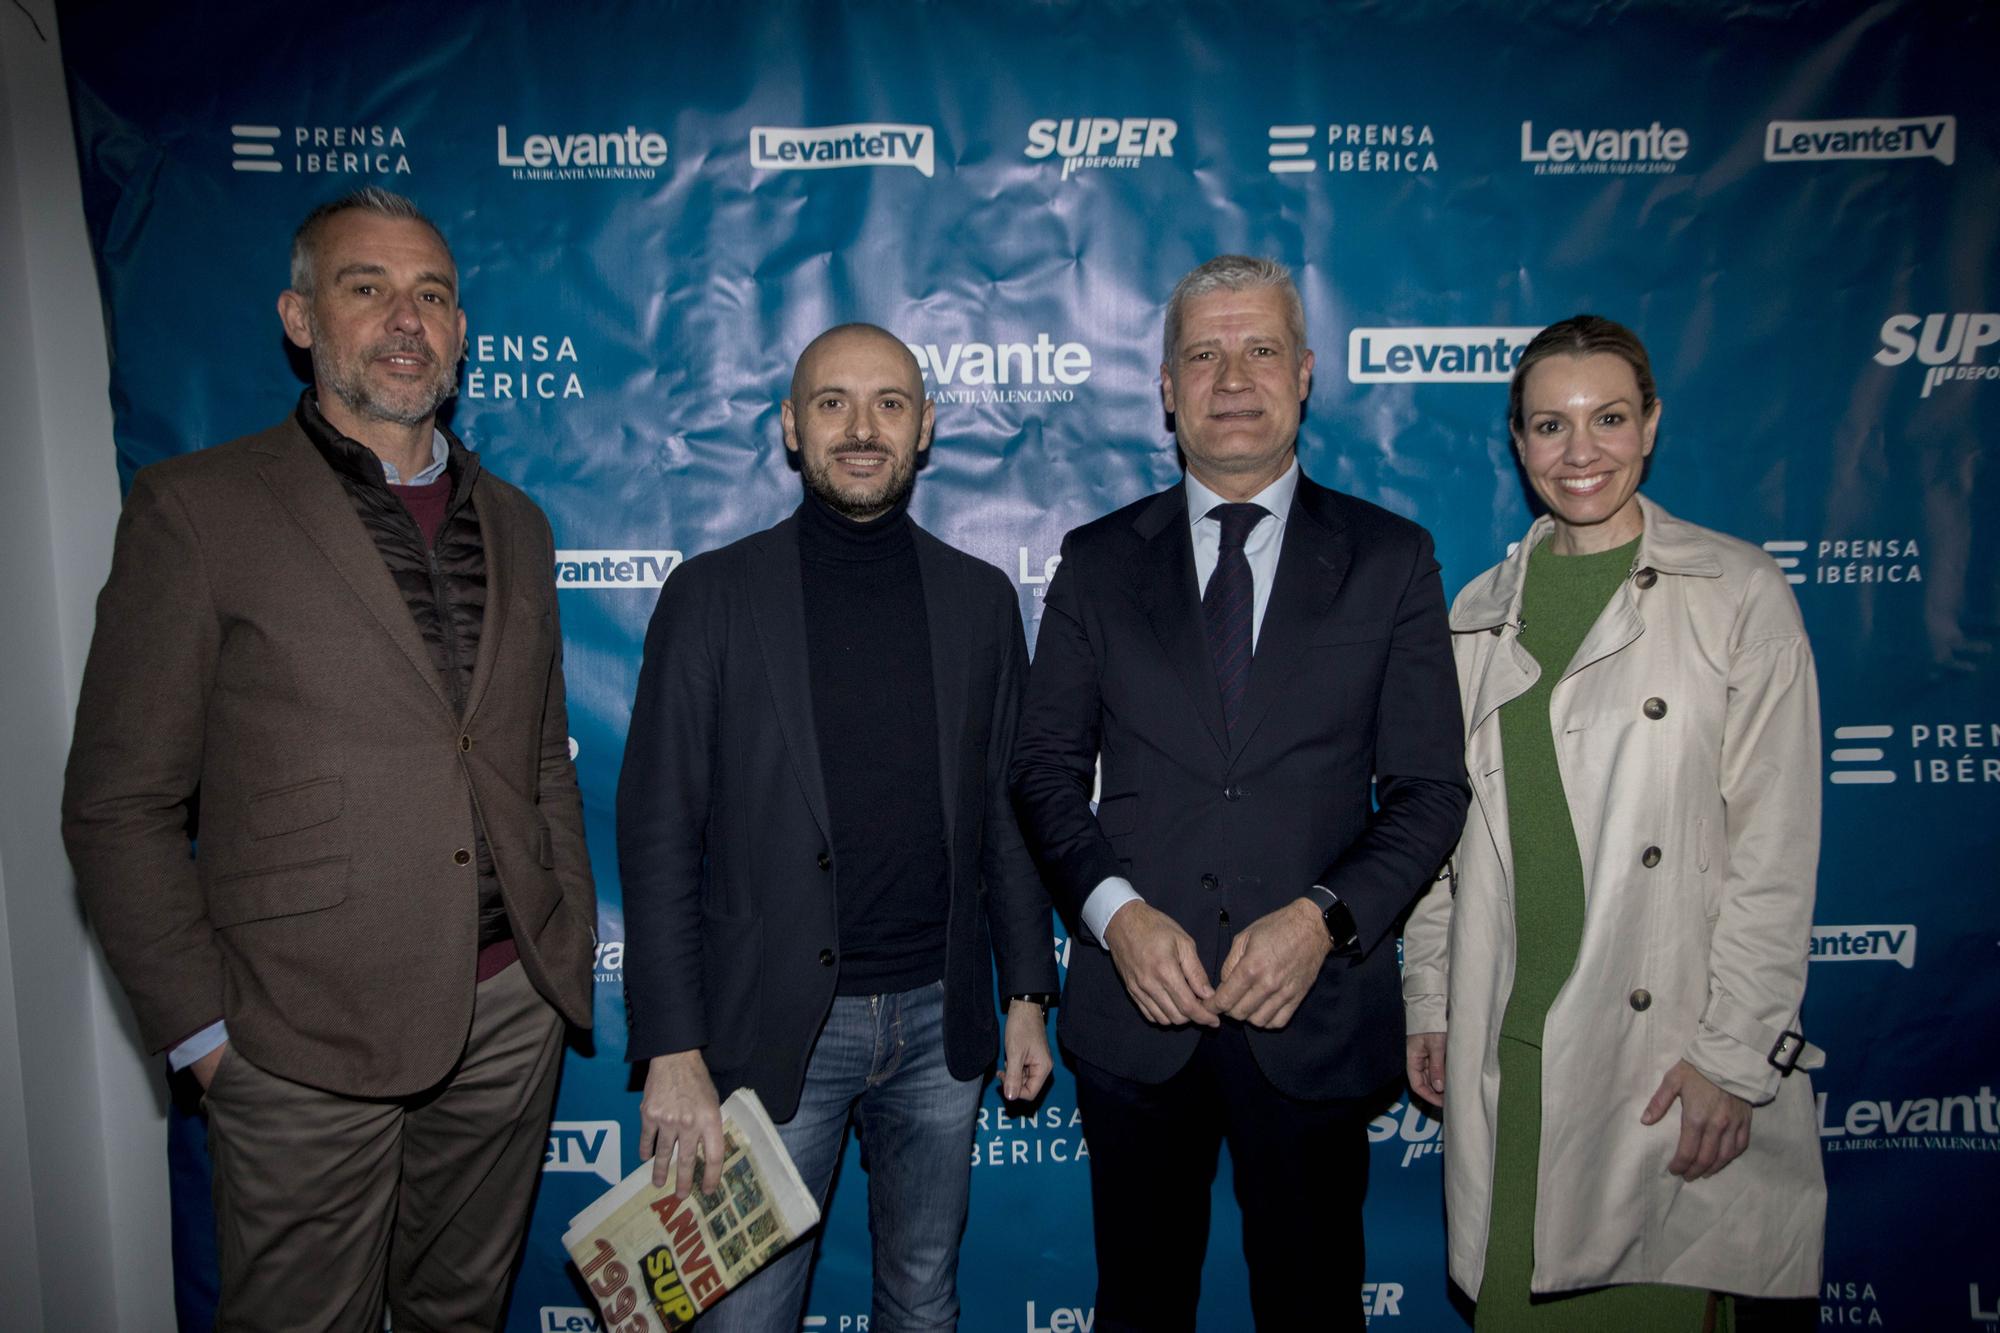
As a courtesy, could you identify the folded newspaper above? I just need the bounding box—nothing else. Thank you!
[563,1087,822,1330]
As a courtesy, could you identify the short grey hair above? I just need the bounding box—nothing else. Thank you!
[289,187,452,295]
[1162,255,1307,365]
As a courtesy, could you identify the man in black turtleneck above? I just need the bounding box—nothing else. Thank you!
[619,323,1059,1333]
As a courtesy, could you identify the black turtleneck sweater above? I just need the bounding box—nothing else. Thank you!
[798,491,950,996]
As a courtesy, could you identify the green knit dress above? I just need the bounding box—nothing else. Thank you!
[1475,535,1720,1332]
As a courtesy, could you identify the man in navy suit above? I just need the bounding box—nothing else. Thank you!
[619,323,1058,1332]
[1011,256,1469,1332]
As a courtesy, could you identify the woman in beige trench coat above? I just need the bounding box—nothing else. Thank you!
[1402,316,1826,1328]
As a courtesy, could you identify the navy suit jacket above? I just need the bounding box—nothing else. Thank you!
[619,510,1059,1120]
[1010,473,1468,1099]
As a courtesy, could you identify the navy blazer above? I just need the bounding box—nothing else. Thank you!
[618,510,1059,1120]
[1010,473,1468,1100]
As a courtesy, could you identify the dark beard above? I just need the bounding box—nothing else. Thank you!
[801,450,917,520]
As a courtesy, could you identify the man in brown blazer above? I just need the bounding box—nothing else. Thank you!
[62,187,596,1331]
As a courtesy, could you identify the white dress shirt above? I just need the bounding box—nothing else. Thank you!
[1080,461,1301,944]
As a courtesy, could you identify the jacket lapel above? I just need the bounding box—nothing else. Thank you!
[1132,489,1231,761]
[1229,478,1351,757]
[254,426,456,717]
[747,518,833,842]
[914,530,967,859]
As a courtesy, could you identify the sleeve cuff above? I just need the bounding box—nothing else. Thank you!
[168,1020,228,1071]
[1080,876,1142,946]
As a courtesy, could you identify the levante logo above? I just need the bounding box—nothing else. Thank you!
[1520,120,1688,175]
[1818,1086,2000,1152]
[1347,327,1540,383]
[495,125,667,181]
[907,334,1093,405]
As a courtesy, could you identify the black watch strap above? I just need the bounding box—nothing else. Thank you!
[1307,886,1361,956]
[1008,992,1055,1012]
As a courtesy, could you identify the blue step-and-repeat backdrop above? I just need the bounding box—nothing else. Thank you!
[58,1,1997,1329]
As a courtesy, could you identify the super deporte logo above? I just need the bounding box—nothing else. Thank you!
[1024,117,1177,181]
[751,123,936,178]
[1874,312,2000,399]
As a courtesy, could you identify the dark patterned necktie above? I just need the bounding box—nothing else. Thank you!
[1203,502,1266,735]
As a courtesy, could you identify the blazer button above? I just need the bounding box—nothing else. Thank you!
[819,948,835,967]
[453,848,471,866]
[1629,988,1652,1012]
[459,734,473,752]
[1643,697,1668,720]
[1642,845,1662,868]
[1634,567,1658,589]
[1223,785,1244,802]
[1218,908,1230,924]
[817,850,832,871]
[1200,873,1219,891]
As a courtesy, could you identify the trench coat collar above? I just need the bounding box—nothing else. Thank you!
[1449,492,1722,632]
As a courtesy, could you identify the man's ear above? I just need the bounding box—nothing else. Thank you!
[780,399,800,455]
[277,290,313,350]
[917,398,935,454]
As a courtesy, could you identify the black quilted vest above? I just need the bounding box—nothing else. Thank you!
[296,394,512,950]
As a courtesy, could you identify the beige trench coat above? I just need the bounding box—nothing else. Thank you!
[1402,494,1826,1299]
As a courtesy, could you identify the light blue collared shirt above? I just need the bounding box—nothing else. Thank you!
[379,428,450,485]
[1080,461,1302,945]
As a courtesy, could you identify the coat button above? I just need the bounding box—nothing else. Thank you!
[1223,785,1244,802]
[1629,988,1652,1012]
[453,848,471,866]
[819,948,835,966]
[1634,567,1658,589]
[1642,846,1662,868]
[1489,624,1504,636]
[459,734,473,752]
[1643,697,1668,720]
[1200,873,1219,891]
[817,850,832,871]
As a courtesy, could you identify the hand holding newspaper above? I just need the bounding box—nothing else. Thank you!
[563,1087,822,1330]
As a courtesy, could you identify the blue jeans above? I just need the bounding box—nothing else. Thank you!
[701,980,982,1333]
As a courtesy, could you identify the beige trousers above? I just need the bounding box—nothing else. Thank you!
[204,961,566,1333]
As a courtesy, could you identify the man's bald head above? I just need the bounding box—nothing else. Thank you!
[789,323,923,405]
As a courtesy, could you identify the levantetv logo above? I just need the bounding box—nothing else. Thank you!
[555,550,683,589]
[1521,120,1688,174]
[1810,924,1917,969]
[1766,116,1955,166]
[751,123,936,177]
[1348,327,1540,383]
[544,1121,621,1185]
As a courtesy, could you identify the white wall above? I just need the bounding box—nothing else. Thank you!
[0,2,175,1327]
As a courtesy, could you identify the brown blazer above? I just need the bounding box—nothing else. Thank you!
[62,417,595,1097]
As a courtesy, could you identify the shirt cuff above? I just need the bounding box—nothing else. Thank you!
[1081,876,1142,946]
[168,1020,228,1071]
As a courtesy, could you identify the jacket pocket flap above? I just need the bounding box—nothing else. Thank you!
[248,777,343,840]
[209,856,349,928]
